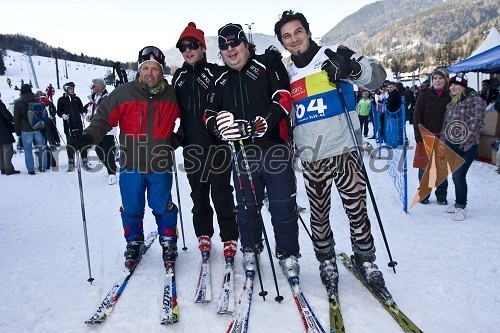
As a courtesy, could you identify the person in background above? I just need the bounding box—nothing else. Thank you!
[0,92,20,175]
[35,90,60,148]
[413,68,451,205]
[172,22,238,260]
[7,78,12,88]
[46,83,55,101]
[72,46,180,271]
[57,82,90,172]
[441,73,486,221]
[404,85,416,124]
[84,78,117,185]
[274,10,391,303]
[204,23,300,280]
[480,79,499,105]
[357,90,372,137]
[13,84,48,174]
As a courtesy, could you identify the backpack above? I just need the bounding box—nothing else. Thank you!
[26,102,48,130]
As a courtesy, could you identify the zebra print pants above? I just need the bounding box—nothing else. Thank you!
[302,151,375,261]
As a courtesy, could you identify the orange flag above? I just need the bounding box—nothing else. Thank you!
[410,125,465,210]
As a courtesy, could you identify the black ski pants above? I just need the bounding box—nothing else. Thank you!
[183,145,238,242]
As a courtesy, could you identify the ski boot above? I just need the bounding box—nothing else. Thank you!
[241,248,258,272]
[159,236,178,269]
[198,235,211,260]
[223,240,237,259]
[82,158,91,171]
[319,258,339,297]
[67,160,75,172]
[279,255,300,279]
[353,253,393,304]
[124,234,144,270]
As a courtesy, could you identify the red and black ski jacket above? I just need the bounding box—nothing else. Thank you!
[204,53,292,149]
[84,79,180,173]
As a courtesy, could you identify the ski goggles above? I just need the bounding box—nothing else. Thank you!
[178,42,200,53]
[218,39,244,51]
[138,46,165,66]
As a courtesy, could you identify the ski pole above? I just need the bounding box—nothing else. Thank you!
[238,140,283,303]
[325,49,397,273]
[74,141,94,283]
[171,153,187,251]
[229,141,268,301]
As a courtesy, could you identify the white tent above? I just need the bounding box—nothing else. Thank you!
[469,27,500,57]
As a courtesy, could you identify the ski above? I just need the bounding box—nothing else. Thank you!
[161,262,179,324]
[286,276,326,333]
[85,231,158,324]
[217,257,235,314]
[194,251,212,303]
[226,270,255,333]
[329,294,345,333]
[339,253,423,333]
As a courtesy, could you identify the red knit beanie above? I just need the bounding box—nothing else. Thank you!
[176,22,206,49]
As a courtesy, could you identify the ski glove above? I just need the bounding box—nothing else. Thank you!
[265,45,282,60]
[321,48,362,83]
[216,111,235,135]
[220,116,268,141]
[221,120,252,141]
[250,116,268,138]
[62,114,70,120]
[67,132,93,152]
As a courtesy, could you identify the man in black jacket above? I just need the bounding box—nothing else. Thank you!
[204,23,300,278]
[0,92,20,175]
[172,22,239,261]
[57,82,89,171]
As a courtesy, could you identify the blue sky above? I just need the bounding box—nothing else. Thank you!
[3,0,377,62]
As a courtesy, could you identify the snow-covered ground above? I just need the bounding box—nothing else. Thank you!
[1,51,499,333]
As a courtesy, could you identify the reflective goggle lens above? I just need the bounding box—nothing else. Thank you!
[138,46,165,65]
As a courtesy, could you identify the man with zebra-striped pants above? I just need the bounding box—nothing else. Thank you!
[275,10,392,301]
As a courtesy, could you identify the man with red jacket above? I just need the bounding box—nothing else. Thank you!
[73,46,181,270]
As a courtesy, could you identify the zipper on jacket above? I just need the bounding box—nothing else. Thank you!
[192,71,200,144]
[139,106,144,134]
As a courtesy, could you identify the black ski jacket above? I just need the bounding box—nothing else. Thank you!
[204,53,292,149]
[172,59,223,147]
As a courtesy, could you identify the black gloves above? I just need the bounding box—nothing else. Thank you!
[68,130,93,151]
[321,48,362,84]
[265,45,283,60]
[171,132,182,150]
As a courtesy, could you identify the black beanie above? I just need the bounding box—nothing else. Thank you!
[21,84,32,94]
[218,23,247,45]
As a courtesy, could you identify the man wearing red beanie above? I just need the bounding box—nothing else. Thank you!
[172,22,239,270]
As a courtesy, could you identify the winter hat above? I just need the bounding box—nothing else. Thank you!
[176,22,206,49]
[431,68,449,90]
[91,78,106,88]
[449,73,468,88]
[218,23,247,45]
[21,84,32,94]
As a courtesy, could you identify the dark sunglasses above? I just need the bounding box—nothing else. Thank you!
[178,42,200,53]
[138,46,165,65]
[218,39,244,51]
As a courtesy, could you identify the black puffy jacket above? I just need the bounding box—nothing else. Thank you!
[204,53,292,149]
